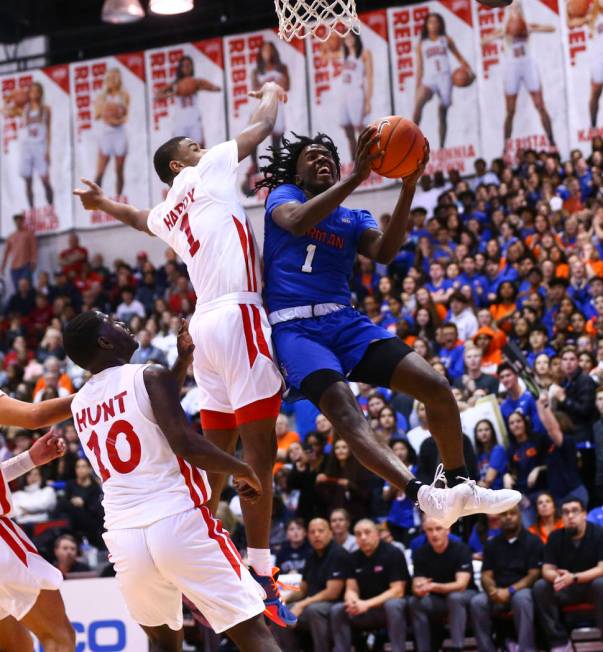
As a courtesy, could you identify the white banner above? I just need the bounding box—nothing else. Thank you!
[560,0,603,153]
[70,54,150,229]
[145,38,227,204]
[224,29,310,206]
[474,0,568,164]
[0,66,73,236]
[387,1,480,176]
[307,10,395,190]
[34,578,148,652]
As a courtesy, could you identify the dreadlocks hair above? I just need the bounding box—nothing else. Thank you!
[255,132,341,195]
[63,311,104,370]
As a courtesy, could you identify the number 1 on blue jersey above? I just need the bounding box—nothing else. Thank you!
[302,244,316,274]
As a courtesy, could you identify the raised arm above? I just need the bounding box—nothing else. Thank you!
[536,393,564,447]
[2,428,65,482]
[0,394,73,430]
[358,143,429,264]
[170,319,194,390]
[271,126,381,236]
[143,365,261,498]
[235,81,287,162]
[73,178,152,234]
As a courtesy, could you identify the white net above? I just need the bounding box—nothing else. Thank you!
[274,0,360,42]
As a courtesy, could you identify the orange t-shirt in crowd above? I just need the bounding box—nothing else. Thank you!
[33,373,74,400]
[273,430,301,475]
[489,303,516,333]
[528,518,564,545]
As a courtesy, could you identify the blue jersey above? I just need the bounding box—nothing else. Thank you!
[264,184,378,312]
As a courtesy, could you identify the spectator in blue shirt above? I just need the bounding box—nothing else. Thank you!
[498,362,545,434]
[425,261,453,304]
[438,323,466,380]
[474,419,507,491]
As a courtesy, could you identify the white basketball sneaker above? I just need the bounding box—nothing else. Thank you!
[417,464,522,528]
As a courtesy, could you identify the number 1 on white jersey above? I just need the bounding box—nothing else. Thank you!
[302,244,317,274]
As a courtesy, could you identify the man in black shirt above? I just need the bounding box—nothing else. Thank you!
[330,519,409,652]
[469,506,543,652]
[278,518,347,652]
[408,517,476,652]
[533,497,603,650]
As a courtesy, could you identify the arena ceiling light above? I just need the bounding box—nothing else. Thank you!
[101,0,144,23]
[149,0,194,15]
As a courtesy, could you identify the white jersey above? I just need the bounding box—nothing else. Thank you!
[506,35,530,60]
[594,10,603,52]
[174,89,200,122]
[71,364,211,531]
[147,140,261,308]
[22,105,47,145]
[341,54,365,91]
[256,67,287,88]
[421,36,450,79]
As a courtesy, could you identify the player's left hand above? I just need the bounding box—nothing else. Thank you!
[401,139,430,187]
[176,318,194,360]
[233,464,263,503]
[29,427,66,466]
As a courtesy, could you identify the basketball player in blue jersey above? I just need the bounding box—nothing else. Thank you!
[257,128,521,527]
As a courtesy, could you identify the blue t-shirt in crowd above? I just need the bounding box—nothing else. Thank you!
[501,391,545,434]
[477,444,507,490]
[264,184,378,312]
[438,344,465,379]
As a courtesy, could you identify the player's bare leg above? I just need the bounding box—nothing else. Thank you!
[41,175,54,206]
[530,91,555,148]
[20,590,75,652]
[412,86,433,126]
[438,104,448,149]
[23,177,34,209]
[0,616,34,652]
[203,428,239,514]
[590,82,603,128]
[503,94,517,147]
[140,624,183,652]
[115,155,126,197]
[226,614,281,652]
[94,151,110,189]
[343,124,357,160]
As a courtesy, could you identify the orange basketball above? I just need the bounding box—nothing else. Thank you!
[567,0,590,18]
[452,67,475,88]
[369,116,426,179]
[505,14,528,37]
[103,102,125,122]
[176,77,198,97]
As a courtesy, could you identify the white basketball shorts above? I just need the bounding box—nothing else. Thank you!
[103,507,265,633]
[0,517,63,621]
[423,72,453,108]
[98,124,128,158]
[339,89,365,128]
[19,142,48,179]
[503,56,541,96]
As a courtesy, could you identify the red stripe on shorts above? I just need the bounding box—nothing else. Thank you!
[0,473,11,516]
[200,410,237,430]
[239,305,258,367]
[2,518,38,555]
[232,216,253,292]
[199,506,241,578]
[190,465,209,505]
[177,457,202,508]
[250,305,271,359]
[245,221,258,292]
[0,518,27,566]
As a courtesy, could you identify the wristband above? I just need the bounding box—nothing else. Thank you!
[2,451,34,482]
[573,574,579,584]
[508,586,517,596]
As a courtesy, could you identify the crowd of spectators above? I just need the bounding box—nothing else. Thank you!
[4,141,603,650]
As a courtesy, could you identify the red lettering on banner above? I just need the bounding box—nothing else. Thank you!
[391,6,428,93]
[568,27,587,66]
[504,134,554,162]
[578,126,603,142]
[149,47,185,131]
[478,7,506,78]
[311,36,344,105]
[1,74,33,155]
[228,34,264,117]
[73,62,107,137]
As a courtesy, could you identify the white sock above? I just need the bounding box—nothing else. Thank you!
[248,547,272,576]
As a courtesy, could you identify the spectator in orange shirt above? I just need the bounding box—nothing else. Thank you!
[473,325,506,374]
[274,413,301,475]
[33,356,74,401]
[489,281,517,334]
[527,492,563,544]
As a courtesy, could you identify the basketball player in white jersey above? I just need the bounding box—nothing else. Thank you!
[156,55,221,147]
[568,0,603,128]
[0,392,77,652]
[73,81,297,628]
[63,310,282,652]
[94,68,129,198]
[241,43,290,196]
[482,0,556,154]
[413,12,472,149]
[3,82,54,210]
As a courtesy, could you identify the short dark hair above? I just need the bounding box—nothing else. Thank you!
[63,311,104,369]
[153,137,185,185]
[13,213,24,222]
[560,496,586,512]
[497,361,515,376]
[54,533,77,549]
[286,517,306,530]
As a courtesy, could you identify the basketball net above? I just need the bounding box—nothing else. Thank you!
[274,0,360,42]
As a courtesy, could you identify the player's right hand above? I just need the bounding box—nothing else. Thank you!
[73,178,106,210]
[29,427,66,466]
[249,82,288,104]
[352,126,382,182]
[233,464,263,503]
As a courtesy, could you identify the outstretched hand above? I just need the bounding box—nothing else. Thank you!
[233,464,263,504]
[73,178,106,211]
[402,139,430,187]
[176,318,194,361]
[352,126,382,182]
[29,428,66,467]
[249,82,288,104]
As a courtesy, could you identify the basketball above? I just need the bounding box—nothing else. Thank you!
[103,102,125,122]
[567,0,590,18]
[369,116,426,179]
[505,14,528,37]
[452,67,475,88]
[476,0,512,6]
[176,76,198,97]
